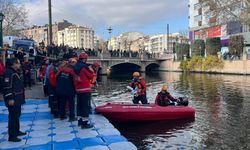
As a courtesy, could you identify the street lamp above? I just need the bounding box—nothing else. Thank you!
[0,13,5,65]
[81,38,84,49]
[62,32,64,46]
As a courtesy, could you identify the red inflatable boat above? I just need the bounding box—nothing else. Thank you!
[95,103,195,122]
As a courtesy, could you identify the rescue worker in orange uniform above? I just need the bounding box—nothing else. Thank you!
[88,61,100,87]
[128,72,148,104]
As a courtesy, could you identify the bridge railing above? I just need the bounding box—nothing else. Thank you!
[88,51,173,60]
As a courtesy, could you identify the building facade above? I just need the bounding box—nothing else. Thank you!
[58,25,94,49]
[146,33,189,54]
[20,20,72,46]
[188,0,250,49]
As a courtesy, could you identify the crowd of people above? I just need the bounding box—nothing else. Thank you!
[0,51,100,142]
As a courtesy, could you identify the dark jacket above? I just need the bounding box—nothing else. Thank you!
[56,65,76,96]
[22,61,32,75]
[3,67,25,107]
[155,91,177,106]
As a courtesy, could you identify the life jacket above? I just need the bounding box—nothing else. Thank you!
[89,65,97,87]
[48,66,58,87]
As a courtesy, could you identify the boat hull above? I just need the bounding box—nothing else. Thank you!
[95,103,195,122]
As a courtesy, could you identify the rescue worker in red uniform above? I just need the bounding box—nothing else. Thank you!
[155,84,178,106]
[39,57,49,96]
[56,58,76,121]
[0,54,6,94]
[128,72,148,104]
[73,52,94,128]
[48,59,60,118]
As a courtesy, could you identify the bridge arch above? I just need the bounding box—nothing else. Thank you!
[145,63,160,71]
[108,62,142,74]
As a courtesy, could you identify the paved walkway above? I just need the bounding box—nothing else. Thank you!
[0,99,137,150]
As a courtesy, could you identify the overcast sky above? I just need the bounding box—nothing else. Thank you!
[17,0,189,39]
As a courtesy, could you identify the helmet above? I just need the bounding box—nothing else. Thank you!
[92,61,100,68]
[133,72,140,77]
[162,84,168,91]
[79,52,88,60]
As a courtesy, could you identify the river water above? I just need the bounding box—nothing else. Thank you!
[93,72,250,150]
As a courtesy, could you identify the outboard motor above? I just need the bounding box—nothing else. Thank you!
[177,97,189,106]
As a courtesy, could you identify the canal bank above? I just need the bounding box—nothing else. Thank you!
[160,55,250,75]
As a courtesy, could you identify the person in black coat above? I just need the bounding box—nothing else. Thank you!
[56,59,76,121]
[2,58,26,142]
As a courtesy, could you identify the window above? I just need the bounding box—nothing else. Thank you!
[198,21,202,26]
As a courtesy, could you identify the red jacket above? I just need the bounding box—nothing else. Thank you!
[129,77,147,95]
[39,64,48,80]
[48,66,58,87]
[73,61,94,93]
[0,62,5,75]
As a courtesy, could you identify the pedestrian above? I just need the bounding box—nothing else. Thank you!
[39,57,49,96]
[2,58,26,142]
[22,56,32,89]
[73,52,94,128]
[56,58,77,121]
[128,72,148,104]
[48,59,60,118]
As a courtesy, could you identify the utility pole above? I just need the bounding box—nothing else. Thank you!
[48,0,53,45]
[107,26,113,50]
[167,24,169,53]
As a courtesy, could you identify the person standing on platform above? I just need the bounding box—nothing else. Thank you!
[2,58,26,142]
[0,54,6,94]
[39,57,49,96]
[73,52,94,128]
[56,58,77,121]
[48,59,60,118]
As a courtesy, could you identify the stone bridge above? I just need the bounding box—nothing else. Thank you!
[87,52,173,74]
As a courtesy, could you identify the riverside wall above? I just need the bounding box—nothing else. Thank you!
[159,55,250,75]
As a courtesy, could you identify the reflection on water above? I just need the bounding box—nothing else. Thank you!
[93,72,250,150]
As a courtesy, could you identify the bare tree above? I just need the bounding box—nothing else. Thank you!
[200,0,250,26]
[0,0,28,36]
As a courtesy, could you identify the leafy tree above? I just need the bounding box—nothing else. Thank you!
[175,43,190,60]
[0,0,28,35]
[191,39,205,57]
[200,0,250,26]
[229,35,244,56]
[206,37,221,55]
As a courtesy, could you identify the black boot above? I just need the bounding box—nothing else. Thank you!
[81,121,93,129]
[8,137,21,142]
[78,118,83,126]
[18,131,27,136]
